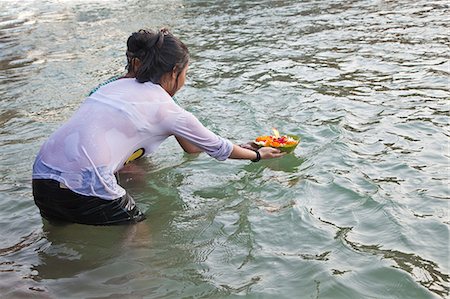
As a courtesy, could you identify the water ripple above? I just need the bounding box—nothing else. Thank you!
[317,213,450,298]
[0,0,449,298]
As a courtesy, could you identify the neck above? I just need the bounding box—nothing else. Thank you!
[123,71,135,78]
[159,75,177,96]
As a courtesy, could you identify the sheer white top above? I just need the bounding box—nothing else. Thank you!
[33,78,233,200]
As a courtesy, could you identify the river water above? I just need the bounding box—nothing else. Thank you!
[0,0,449,298]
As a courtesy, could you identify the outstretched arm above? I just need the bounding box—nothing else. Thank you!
[176,135,284,161]
[228,144,285,161]
[172,110,284,161]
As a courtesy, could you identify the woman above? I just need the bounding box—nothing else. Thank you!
[32,28,284,225]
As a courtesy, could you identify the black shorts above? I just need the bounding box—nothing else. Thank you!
[32,179,145,225]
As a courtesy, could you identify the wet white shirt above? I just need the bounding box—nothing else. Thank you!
[32,78,233,200]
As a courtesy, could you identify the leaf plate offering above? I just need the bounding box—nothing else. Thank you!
[254,128,300,153]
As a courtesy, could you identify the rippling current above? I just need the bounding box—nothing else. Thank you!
[0,0,449,298]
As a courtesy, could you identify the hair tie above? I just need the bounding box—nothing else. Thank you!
[155,31,165,49]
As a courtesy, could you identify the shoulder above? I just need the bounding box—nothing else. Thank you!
[88,75,125,96]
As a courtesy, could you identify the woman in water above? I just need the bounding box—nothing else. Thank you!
[32,28,284,225]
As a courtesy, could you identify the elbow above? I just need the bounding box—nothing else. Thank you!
[183,147,203,154]
[176,136,203,154]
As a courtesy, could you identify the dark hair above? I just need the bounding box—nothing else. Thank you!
[126,28,189,84]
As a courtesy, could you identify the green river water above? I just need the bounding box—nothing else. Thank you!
[0,0,449,298]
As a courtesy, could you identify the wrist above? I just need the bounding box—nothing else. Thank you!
[251,149,261,162]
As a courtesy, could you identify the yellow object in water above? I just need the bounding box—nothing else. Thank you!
[125,148,145,165]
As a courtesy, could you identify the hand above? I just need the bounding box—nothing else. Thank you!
[231,144,285,161]
[239,142,260,151]
[258,146,286,159]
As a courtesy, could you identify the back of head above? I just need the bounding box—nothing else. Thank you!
[126,28,189,84]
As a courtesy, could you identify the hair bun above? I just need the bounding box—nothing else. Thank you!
[126,27,189,84]
[155,30,164,49]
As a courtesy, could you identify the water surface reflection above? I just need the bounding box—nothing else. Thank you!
[0,0,448,298]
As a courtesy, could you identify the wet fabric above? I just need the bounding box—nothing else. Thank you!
[87,75,123,96]
[32,78,233,200]
[32,179,145,225]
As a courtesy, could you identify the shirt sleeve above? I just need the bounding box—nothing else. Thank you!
[171,110,233,161]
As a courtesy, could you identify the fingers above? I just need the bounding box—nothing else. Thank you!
[271,151,286,158]
[259,147,286,159]
[239,142,260,151]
